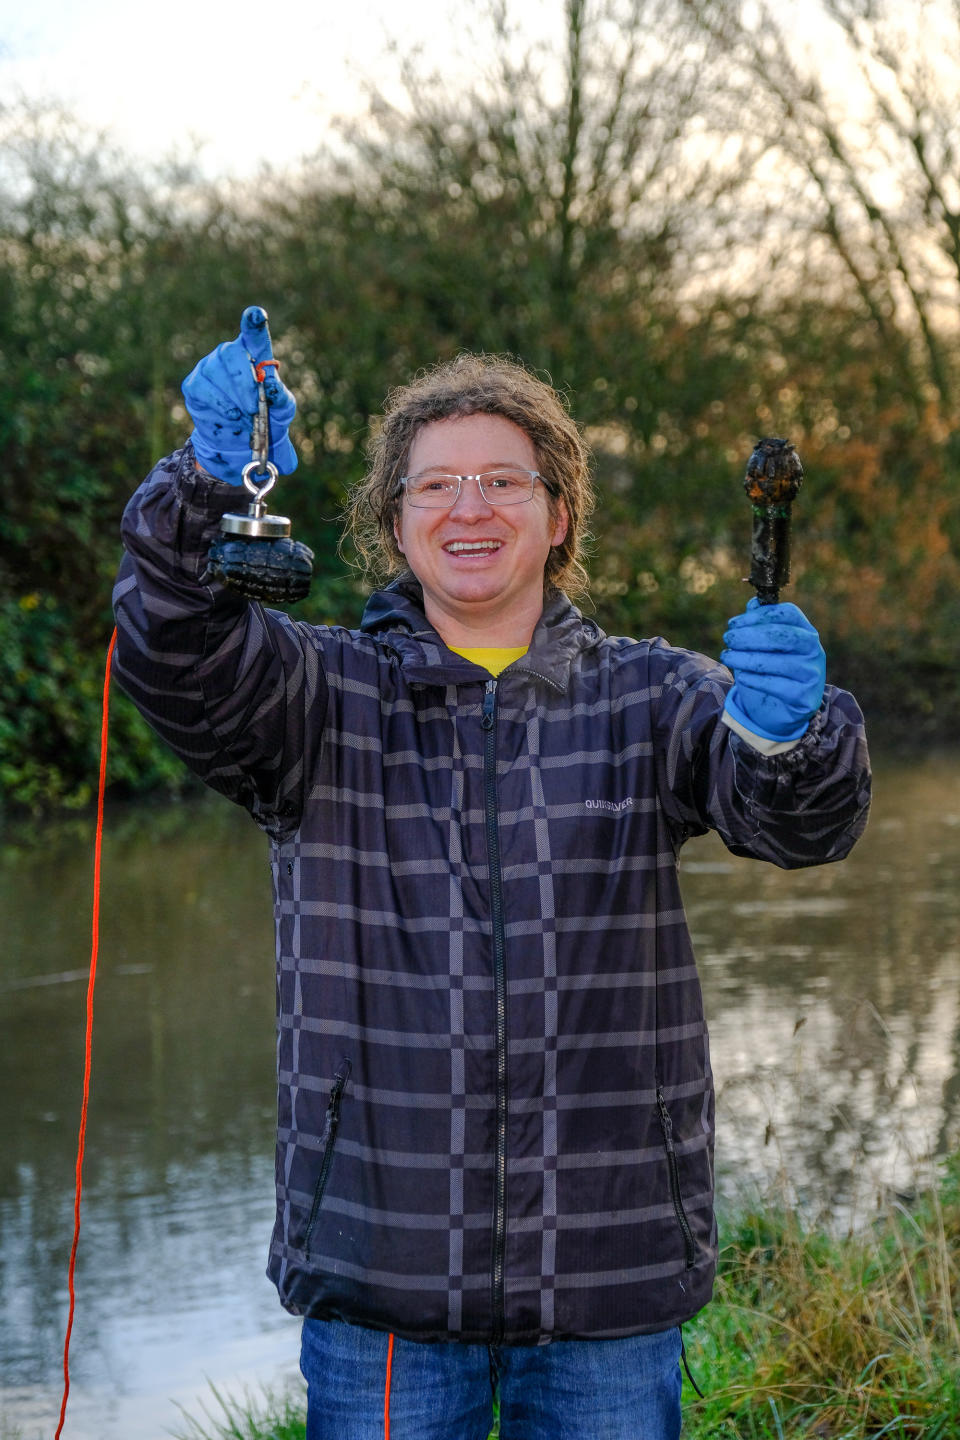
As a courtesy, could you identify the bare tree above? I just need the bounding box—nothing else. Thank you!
[315,0,757,387]
[690,0,960,414]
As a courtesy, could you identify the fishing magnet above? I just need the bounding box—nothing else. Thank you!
[743,437,803,606]
[205,354,314,605]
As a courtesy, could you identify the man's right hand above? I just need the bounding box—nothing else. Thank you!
[182,306,298,484]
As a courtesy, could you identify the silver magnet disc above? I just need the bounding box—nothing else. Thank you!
[220,510,292,539]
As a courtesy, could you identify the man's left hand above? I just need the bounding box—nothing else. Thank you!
[721,598,826,742]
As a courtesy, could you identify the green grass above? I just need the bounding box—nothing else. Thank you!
[682,1155,960,1438]
[177,1157,960,1440]
[172,1382,310,1440]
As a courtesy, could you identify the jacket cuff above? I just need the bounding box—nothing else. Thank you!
[721,708,802,755]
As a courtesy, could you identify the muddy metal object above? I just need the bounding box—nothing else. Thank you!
[205,532,314,603]
[743,437,803,605]
[205,350,313,604]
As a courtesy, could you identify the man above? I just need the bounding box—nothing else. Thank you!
[113,307,870,1439]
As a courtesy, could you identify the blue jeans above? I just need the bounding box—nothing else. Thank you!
[300,1317,682,1440]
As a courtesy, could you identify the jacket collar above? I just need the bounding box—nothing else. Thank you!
[359,572,603,691]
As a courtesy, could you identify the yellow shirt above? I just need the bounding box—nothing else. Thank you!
[450,646,528,677]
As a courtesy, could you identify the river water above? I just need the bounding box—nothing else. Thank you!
[2,752,958,1440]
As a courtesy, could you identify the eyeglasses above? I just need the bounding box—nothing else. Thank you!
[398,467,556,509]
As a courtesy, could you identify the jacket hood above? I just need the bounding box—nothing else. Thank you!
[359,571,604,690]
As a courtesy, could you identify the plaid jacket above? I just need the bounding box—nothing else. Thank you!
[113,447,871,1344]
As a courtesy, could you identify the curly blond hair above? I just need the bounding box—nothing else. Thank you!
[344,353,595,601]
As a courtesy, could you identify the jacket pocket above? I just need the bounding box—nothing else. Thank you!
[304,1060,352,1257]
[656,1086,696,1269]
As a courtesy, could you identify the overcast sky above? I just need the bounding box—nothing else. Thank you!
[1,0,864,185]
[0,0,553,176]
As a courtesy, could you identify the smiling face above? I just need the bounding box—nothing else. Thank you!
[393,413,569,647]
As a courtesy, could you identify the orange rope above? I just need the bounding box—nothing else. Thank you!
[384,1332,395,1440]
[54,627,116,1440]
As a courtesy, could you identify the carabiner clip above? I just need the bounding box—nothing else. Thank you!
[248,354,280,478]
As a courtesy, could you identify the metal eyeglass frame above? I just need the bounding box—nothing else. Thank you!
[397,468,558,509]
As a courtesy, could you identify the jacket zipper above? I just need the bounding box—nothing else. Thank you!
[482,678,509,1342]
[304,1068,350,1256]
[656,1085,697,1269]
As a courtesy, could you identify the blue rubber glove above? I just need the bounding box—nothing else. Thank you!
[181,305,297,483]
[720,599,826,742]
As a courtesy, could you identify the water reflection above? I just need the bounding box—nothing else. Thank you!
[1,797,298,1440]
[689,758,960,1218]
[2,755,959,1438]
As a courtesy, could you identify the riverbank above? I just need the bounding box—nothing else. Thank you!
[173,1156,959,1440]
[682,1157,959,1436]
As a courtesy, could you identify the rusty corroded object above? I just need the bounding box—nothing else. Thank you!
[743,436,804,605]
